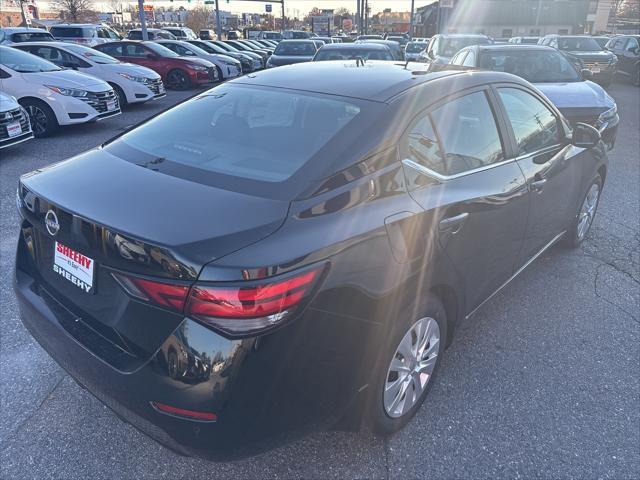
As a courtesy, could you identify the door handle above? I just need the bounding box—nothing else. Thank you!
[439,212,469,235]
[531,178,547,192]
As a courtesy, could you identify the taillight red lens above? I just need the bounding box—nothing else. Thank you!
[151,401,217,422]
[112,265,325,336]
[112,273,189,312]
[186,267,324,336]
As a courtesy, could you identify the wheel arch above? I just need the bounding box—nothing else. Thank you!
[597,164,607,185]
[429,283,462,348]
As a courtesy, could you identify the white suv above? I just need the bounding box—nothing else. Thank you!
[14,42,165,107]
[49,24,121,47]
[0,46,121,137]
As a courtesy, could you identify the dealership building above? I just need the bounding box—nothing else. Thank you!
[413,0,614,38]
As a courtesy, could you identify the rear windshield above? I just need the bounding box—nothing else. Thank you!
[51,27,90,38]
[437,37,489,56]
[314,47,393,61]
[479,50,580,83]
[108,85,365,191]
[10,32,55,42]
[406,42,428,53]
[274,42,316,56]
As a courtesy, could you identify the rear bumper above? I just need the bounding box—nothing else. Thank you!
[14,255,370,459]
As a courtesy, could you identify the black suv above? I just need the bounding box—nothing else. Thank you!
[606,35,640,86]
[540,35,617,86]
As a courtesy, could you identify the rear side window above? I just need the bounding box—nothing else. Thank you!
[498,88,560,155]
[405,115,446,174]
[426,91,504,176]
[115,85,362,183]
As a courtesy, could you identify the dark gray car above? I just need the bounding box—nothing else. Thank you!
[266,40,317,68]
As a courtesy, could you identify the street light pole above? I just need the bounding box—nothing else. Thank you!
[409,0,415,39]
[215,0,222,39]
[137,0,148,41]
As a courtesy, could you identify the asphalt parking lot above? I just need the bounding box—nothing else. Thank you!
[1,81,638,479]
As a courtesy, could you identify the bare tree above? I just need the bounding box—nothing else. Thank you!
[185,6,212,34]
[108,0,123,14]
[52,0,95,22]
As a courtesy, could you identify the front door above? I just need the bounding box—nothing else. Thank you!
[493,86,583,267]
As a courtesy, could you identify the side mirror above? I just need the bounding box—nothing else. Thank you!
[581,68,593,79]
[571,122,601,149]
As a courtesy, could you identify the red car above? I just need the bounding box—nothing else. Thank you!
[94,41,218,90]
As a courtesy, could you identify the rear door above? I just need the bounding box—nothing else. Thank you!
[620,37,639,76]
[493,85,581,267]
[401,87,529,312]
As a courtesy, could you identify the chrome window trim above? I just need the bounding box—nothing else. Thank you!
[402,141,565,182]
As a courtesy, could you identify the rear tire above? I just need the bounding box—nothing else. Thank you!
[20,98,58,138]
[562,174,603,248]
[166,69,192,90]
[368,294,447,434]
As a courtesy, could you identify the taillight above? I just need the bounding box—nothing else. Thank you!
[185,266,325,337]
[151,401,217,422]
[112,264,326,337]
[112,272,189,312]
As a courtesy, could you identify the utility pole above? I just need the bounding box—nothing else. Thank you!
[137,0,148,41]
[282,1,285,32]
[215,0,222,39]
[409,0,415,39]
[18,0,29,28]
[356,0,360,34]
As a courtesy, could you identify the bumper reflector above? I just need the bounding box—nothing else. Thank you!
[151,401,217,422]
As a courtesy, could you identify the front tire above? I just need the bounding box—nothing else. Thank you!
[369,294,447,434]
[563,174,603,248]
[20,99,58,138]
[166,69,192,90]
[110,83,127,108]
[215,65,224,83]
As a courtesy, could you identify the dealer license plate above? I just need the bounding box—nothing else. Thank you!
[106,99,117,111]
[7,122,22,137]
[53,241,95,293]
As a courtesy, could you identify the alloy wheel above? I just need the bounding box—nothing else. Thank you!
[577,183,600,241]
[167,70,189,90]
[384,317,440,418]
[26,105,48,136]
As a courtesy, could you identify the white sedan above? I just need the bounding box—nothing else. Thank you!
[155,40,242,80]
[0,46,121,137]
[12,42,165,107]
[0,91,33,149]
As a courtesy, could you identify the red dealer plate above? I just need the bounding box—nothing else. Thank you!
[53,241,95,294]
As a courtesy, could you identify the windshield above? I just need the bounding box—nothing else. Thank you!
[64,43,120,64]
[557,37,602,51]
[111,85,361,185]
[274,42,316,56]
[10,32,55,42]
[593,37,609,48]
[437,37,489,57]
[145,42,179,57]
[406,42,428,53]
[314,47,393,61]
[213,41,238,52]
[479,50,580,83]
[51,27,90,38]
[0,46,61,73]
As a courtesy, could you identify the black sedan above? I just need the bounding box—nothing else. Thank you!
[450,45,619,150]
[606,35,640,86]
[15,61,607,460]
[266,40,317,68]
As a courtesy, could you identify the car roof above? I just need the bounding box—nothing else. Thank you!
[435,33,489,38]
[51,24,97,28]
[473,44,555,52]
[320,43,390,50]
[2,27,49,33]
[229,60,526,102]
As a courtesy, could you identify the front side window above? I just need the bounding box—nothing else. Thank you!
[124,44,148,58]
[498,88,560,155]
[112,85,362,184]
[96,43,123,56]
[64,44,120,64]
[408,91,504,176]
[626,37,639,52]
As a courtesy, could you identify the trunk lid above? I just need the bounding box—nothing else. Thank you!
[18,147,289,361]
